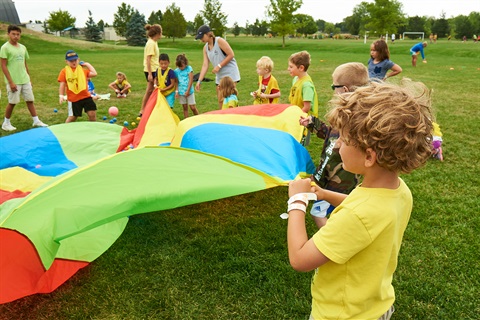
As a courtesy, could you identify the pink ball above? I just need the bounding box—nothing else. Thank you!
[109,106,119,116]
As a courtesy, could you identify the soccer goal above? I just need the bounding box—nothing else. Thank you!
[402,32,424,40]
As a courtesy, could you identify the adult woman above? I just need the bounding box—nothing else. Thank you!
[194,25,241,109]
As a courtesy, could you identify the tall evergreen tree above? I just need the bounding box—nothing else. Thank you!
[84,11,102,42]
[125,11,147,46]
[98,19,105,32]
[148,10,163,25]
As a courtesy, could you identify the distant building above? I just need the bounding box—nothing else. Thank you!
[103,26,125,41]
[0,0,21,25]
[25,22,45,33]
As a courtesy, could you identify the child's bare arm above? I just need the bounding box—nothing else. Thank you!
[287,178,330,272]
[312,184,348,208]
[82,62,97,78]
[58,82,66,104]
[301,101,311,113]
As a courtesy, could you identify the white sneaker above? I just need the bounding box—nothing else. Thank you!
[32,120,48,127]
[2,122,16,131]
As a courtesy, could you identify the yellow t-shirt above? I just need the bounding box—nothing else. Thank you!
[115,79,131,93]
[253,75,280,104]
[288,75,318,116]
[143,38,159,72]
[310,178,412,319]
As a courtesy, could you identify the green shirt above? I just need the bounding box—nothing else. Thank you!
[0,42,31,84]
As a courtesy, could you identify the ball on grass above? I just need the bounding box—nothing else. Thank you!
[53,108,58,113]
[102,116,107,120]
[109,106,119,116]
[123,121,129,126]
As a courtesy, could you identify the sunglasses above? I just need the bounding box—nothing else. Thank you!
[331,84,345,90]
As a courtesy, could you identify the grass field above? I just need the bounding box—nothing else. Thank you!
[0,25,479,319]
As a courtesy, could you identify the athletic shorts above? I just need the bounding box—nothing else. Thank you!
[178,93,196,105]
[144,70,158,81]
[6,82,34,104]
[71,97,97,117]
[410,50,419,56]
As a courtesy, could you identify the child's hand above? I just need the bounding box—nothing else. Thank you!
[288,178,313,197]
[311,183,326,201]
[59,95,66,104]
[299,116,312,127]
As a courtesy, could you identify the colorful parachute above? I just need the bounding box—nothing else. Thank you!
[0,91,315,304]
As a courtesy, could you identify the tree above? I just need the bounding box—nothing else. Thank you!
[186,21,195,36]
[365,0,405,36]
[294,13,317,36]
[113,3,135,38]
[201,0,228,36]
[453,15,473,39]
[406,16,427,35]
[125,11,146,46]
[232,22,241,37]
[42,20,52,34]
[148,10,163,25]
[315,19,326,32]
[84,11,102,42]
[343,2,369,35]
[46,10,76,33]
[324,22,339,36]
[468,11,480,35]
[432,12,450,38]
[98,19,105,32]
[162,3,187,42]
[193,14,205,34]
[244,21,252,36]
[268,0,303,47]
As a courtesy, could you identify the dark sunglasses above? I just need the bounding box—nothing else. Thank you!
[331,84,345,90]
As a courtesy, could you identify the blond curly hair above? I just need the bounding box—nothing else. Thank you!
[326,79,434,174]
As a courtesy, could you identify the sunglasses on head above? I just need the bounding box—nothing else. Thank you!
[331,84,345,90]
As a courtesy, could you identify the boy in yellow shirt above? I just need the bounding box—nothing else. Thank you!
[252,56,280,104]
[286,80,434,319]
[288,51,318,145]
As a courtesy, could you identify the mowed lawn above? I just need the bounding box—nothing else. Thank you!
[0,25,479,319]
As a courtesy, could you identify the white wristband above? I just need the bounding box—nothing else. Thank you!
[287,193,317,206]
[287,203,306,213]
[217,64,222,69]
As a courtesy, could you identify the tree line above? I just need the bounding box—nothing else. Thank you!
[42,0,480,46]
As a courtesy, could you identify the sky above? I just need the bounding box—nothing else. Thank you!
[12,0,480,27]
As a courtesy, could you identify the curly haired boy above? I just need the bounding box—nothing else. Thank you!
[287,80,434,320]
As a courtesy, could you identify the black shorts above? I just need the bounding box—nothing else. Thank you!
[144,70,158,81]
[72,97,97,117]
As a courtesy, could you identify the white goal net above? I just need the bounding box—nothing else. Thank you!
[402,32,425,40]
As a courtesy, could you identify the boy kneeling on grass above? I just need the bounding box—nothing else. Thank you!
[287,79,434,320]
